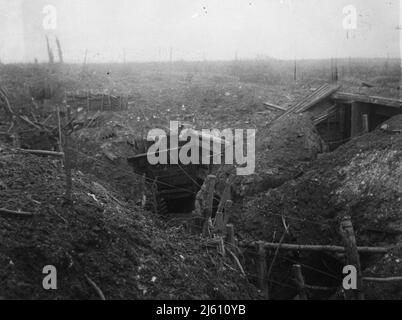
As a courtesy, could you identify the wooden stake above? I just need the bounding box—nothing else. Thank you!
[214,210,224,233]
[222,200,233,226]
[202,175,216,236]
[340,215,364,300]
[226,224,235,246]
[292,264,307,300]
[56,105,63,153]
[63,106,72,205]
[256,241,267,296]
[86,90,90,112]
[218,236,225,256]
[362,114,369,133]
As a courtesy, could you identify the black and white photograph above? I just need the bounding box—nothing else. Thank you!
[0,0,401,305]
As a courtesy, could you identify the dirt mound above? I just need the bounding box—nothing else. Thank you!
[227,113,328,197]
[0,147,259,299]
[233,115,402,299]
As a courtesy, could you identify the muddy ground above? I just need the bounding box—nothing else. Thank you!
[0,63,401,299]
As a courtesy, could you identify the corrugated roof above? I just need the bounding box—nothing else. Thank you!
[292,84,340,113]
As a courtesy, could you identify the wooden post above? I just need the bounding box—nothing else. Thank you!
[140,173,147,209]
[362,114,369,133]
[350,102,360,138]
[222,200,233,226]
[226,224,235,246]
[86,90,90,112]
[339,104,345,134]
[214,210,224,233]
[11,115,20,148]
[202,175,216,236]
[63,105,72,205]
[56,105,63,153]
[217,175,234,213]
[256,241,267,295]
[214,177,233,232]
[151,177,159,214]
[340,215,365,300]
[292,264,307,300]
[205,175,216,217]
[218,236,225,256]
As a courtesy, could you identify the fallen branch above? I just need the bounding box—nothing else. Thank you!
[226,247,246,277]
[304,284,337,291]
[85,275,106,300]
[0,208,34,218]
[19,115,42,131]
[262,101,287,112]
[18,149,64,157]
[363,276,402,283]
[239,241,390,254]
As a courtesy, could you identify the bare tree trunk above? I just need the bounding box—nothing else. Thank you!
[46,35,54,64]
[56,37,64,64]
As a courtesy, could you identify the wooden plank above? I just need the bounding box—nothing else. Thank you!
[262,102,287,112]
[295,85,340,113]
[332,92,402,108]
[238,240,390,253]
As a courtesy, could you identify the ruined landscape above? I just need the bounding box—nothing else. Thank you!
[0,56,401,300]
[0,0,401,302]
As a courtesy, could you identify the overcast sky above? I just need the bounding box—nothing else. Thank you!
[0,0,400,62]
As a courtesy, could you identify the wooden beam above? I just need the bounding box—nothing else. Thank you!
[363,276,402,283]
[238,240,390,253]
[262,102,287,112]
[0,208,34,218]
[333,92,402,109]
[18,149,64,157]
